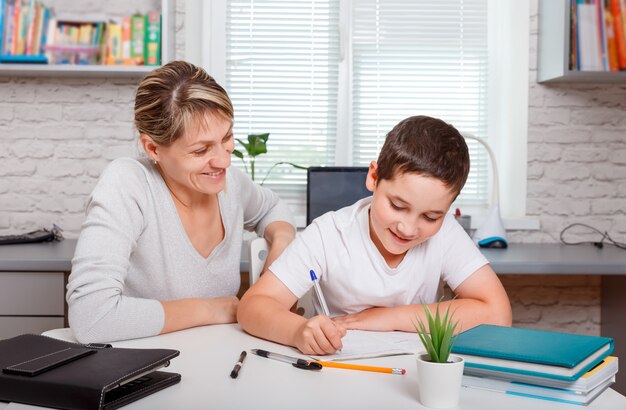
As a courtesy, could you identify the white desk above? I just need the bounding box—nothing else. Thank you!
[3,324,624,410]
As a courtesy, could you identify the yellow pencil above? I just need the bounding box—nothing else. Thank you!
[313,360,406,375]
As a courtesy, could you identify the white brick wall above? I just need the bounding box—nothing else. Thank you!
[510,0,626,248]
[0,0,180,237]
[0,0,621,335]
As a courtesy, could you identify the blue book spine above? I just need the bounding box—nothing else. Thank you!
[0,0,5,55]
[4,1,13,56]
[38,6,48,54]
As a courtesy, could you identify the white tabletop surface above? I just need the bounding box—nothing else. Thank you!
[2,324,625,410]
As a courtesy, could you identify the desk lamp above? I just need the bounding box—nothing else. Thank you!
[462,133,508,249]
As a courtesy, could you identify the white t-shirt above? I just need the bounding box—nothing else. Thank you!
[270,197,488,316]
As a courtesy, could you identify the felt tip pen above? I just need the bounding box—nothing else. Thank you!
[230,351,247,379]
[310,269,330,317]
[251,349,322,370]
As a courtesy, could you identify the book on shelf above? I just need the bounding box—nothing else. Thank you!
[463,356,619,394]
[451,325,614,381]
[144,11,160,66]
[610,0,626,69]
[130,13,144,62]
[0,0,5,55]
[462,374,614,406]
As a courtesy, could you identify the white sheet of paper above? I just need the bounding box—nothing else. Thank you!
[309,330,423,361]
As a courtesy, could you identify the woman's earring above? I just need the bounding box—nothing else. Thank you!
[153,160,158,165]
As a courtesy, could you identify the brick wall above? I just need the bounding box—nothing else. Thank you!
[0,0,183,236]
[1,0,623,335]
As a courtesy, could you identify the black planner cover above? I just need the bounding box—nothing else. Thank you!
[0,334,181,409]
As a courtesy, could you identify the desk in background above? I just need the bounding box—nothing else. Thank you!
[2,324,625,410]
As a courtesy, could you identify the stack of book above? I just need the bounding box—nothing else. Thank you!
[570,0,626,72]
[0,0,161,66]
[0,0,52,63]
[452,325,618,405]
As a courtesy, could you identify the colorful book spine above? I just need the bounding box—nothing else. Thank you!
[11,0,20,55]
[4,1,13,56]
[130,14,144,60]
[144,11,160,65]
[610,0,626,69]
[604,4,620,71]
[106,22,122,61]
[121,15,130,59]
[0,0,5,55]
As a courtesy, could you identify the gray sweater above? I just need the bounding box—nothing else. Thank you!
[67,158,293,343]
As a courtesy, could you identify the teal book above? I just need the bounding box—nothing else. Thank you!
[451,325,614,381]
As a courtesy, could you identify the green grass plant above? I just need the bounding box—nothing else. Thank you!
[414,301,459,363]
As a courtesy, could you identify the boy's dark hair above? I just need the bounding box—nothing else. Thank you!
[376,115,470,197]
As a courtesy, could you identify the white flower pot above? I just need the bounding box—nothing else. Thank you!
[415,353,464,409]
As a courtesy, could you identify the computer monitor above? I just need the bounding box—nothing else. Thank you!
[306,166,371,225]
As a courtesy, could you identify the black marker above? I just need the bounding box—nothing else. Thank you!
[230,351,247,379]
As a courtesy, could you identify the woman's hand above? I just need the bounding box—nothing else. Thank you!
[205,296,239,324]
[292,315,347,355]
[161,296,239,334]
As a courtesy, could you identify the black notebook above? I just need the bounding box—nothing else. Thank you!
[0,334,181,410]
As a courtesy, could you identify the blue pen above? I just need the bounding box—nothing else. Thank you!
[310,269,331,317]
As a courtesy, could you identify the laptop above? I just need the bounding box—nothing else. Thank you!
[306,166,371,225]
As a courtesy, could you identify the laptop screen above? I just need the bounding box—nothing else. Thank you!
[306,166,371,225]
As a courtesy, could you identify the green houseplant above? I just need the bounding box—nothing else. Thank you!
[233,132,307,183]
[413,300,465,409]
[233,133,269,182]
[414,301,459,363]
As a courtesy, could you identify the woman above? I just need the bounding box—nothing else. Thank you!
[67,61,296,343]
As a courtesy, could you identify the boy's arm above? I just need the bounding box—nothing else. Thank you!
[262,221,296,270]
[332,264,512,332]
[238,271,346,355]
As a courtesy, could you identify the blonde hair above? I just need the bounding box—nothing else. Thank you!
[134,60,234,146]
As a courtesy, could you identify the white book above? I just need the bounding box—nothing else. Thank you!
[463,356,618,394]
[462,374,615,405]
[577,3,603,71]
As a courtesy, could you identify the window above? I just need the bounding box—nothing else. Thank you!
[195,0,531,228]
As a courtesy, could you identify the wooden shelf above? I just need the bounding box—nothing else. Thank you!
[0,0,174,78]
[538,0,626,83]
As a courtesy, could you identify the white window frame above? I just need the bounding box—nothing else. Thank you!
[187,0,538,230]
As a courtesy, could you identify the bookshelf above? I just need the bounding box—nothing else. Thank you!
[0,0,174,78]
[538,0,626,83]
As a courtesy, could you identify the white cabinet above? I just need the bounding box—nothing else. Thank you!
[0,271,65,339]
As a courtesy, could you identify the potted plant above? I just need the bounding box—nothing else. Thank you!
[233,132,307,184]
[413,301,464,409]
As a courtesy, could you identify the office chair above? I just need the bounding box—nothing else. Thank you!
[248,237,315,318]
[42,327,75,342]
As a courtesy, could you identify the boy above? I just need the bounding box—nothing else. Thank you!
[238,115,512,355]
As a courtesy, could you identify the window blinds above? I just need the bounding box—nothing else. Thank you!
[226,0,490,213]
[226,0,340,210]
[351,0,489,205]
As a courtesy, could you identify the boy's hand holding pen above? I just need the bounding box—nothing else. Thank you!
[292,315,346,355]
[287,269,347,356]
